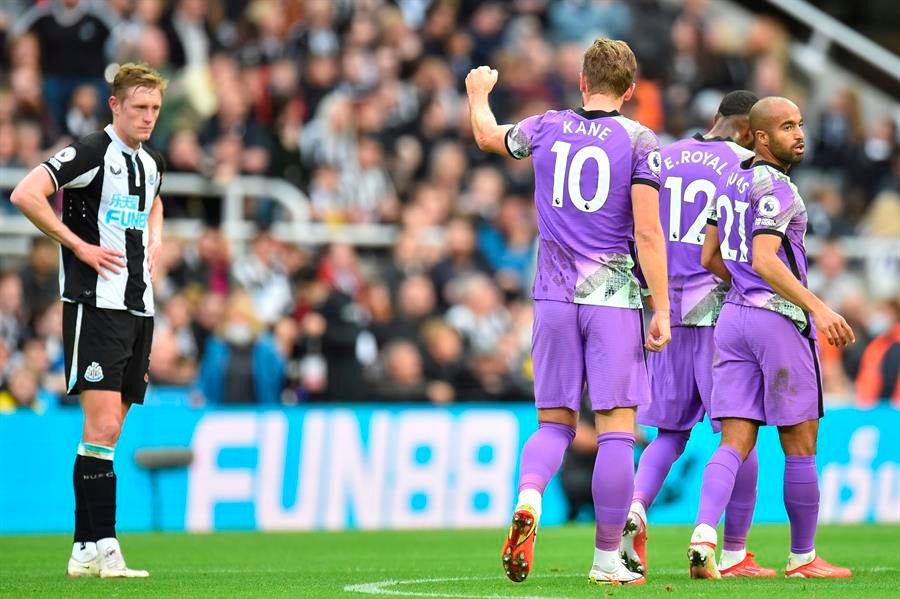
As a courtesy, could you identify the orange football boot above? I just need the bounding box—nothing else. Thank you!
[785,556,852,579]
[720,552,777,577]
[501,506,537,583]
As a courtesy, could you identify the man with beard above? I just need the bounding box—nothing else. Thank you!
[689,97,855,579]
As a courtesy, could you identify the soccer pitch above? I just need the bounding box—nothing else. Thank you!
[1,524,897,597]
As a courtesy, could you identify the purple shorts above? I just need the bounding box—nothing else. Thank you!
[711,303,824,427]
[532,300,650,412]
[640,325,718,432]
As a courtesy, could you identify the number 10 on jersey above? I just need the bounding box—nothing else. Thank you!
[550,141,611,212]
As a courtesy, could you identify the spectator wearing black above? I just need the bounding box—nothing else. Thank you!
[13,0,114,130]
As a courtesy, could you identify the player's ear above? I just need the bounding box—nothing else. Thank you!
[578,72,587,94]
[108,94,120,116]
[622,82,636,102]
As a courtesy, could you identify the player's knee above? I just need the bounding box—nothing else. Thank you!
[86,417,123,446]
[661,429,691,456]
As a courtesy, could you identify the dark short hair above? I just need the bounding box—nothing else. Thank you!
[718,90,759,117]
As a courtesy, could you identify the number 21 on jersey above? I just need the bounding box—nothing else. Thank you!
[716,195,750,262]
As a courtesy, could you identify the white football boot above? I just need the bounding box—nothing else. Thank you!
[97,538,149,578]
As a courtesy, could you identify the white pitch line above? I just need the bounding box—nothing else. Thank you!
[343,567,899,597]
[344,573,581,598]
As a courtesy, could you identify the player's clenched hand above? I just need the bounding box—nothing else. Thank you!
[813,306,855,348]
[74,241,125,280]
[645,311,671,352]
[465,66,499,97]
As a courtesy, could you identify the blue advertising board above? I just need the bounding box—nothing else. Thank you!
[0,398,897,534]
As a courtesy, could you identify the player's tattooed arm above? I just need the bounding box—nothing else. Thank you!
[752,234,855,347]
[465,66,513,155]
[700,223,731,283]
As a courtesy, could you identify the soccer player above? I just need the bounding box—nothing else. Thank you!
[11,64,167,578]
[622,91,775,578]
[688,96,854,579]
[466,38,671,586]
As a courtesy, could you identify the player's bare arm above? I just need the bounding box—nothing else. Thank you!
[147,195,164,280]
[700,222,731,283]
[752,233,855,347]
[11,166,125,280]
[465,66,513,155]
[632,183,671,352]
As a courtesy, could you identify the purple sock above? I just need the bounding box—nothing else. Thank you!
[633,429,690,511]
[695,445,743,528]
[517,422,576,493]
[784,455,819,554]
[593,432,635,551]
[724,447,758,550]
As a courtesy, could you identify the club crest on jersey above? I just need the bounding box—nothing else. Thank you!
[109,164,123,176]
[84,362,104,383]
[759,195,781,217]
[647,150,661,175]
[54,147,77,163]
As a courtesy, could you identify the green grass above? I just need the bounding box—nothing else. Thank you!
[1,524,897,597]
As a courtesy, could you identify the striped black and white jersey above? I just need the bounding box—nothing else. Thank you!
[41,124,165,317]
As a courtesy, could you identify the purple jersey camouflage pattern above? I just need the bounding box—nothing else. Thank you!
[659,134,754,326]
[506,108,661,308]
[710,161,813,336]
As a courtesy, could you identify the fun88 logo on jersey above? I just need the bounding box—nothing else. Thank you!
[106,194,148,229]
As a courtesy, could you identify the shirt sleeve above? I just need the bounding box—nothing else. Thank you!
[40,138,104,192]
[751,177,797,238]
[631,126,661,189]
[504,114,542,160]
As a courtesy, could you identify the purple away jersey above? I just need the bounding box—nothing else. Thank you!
[506,108,661,308]
[659,134,754,326]
[710,161,813,336]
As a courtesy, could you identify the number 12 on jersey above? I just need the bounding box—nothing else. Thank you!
[665,176,716,245]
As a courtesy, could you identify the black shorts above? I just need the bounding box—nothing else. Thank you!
[63,302,154,404]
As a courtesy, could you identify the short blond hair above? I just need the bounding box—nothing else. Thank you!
[582,38,637,97]
[111,63,168,100]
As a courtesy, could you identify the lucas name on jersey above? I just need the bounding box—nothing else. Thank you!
[561,119,614,141]
[664,149,731,176]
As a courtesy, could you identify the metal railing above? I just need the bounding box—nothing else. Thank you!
[763,0,900,83]
[0,167,398,256]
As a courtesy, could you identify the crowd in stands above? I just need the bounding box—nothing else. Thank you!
[0,0,897,413]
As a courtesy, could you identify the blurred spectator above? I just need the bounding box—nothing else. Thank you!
[18,237,59,326]
[421,318,483,401]
[13,0,113,131]
[64,84,100,139]
[197,290,284,405]
[374,338,452,404]
[0,365,52,414]
[446,273,511,355]
[807,241,866,310]
[0,273,24,352]
[232,231,292,324]
[161,0,218,69]
[856,301,900,407]
[430,217,493,307]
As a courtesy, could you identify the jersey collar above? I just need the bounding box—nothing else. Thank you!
[575,107,620,119]
[104,124,141,156]
[751,159,789,174]
[692,132,733,143]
